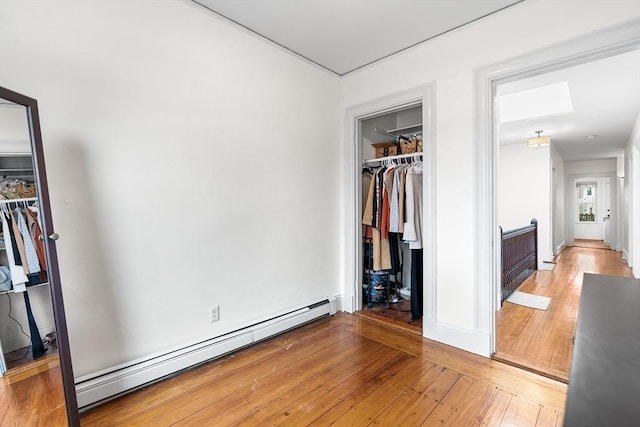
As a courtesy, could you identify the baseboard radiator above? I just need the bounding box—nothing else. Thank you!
[500,219,538,304]
[75,296,337,409]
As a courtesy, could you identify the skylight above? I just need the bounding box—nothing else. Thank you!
[498,81,574,123]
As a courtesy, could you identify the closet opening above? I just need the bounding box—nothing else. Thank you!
[356,104,424,335]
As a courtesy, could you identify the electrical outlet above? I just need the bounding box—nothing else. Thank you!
[209,305,220,323]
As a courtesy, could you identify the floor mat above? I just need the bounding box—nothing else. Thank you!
[506,291,551,311]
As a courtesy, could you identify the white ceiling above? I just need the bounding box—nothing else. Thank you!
[193,0,522,75]
[498,49,640,162]
[190,1,640,163]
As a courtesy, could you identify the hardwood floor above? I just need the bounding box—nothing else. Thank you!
[0,353,67,426]
[495,245,633,382]
[80,313,566,426]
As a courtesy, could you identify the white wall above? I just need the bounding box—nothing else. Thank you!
[551,145,566,254]
[0,0,340,377]
[498,143,552,267]
[565,158,617,175]
[340,0,639,348]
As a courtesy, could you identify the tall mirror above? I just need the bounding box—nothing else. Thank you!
[0,86,79,425]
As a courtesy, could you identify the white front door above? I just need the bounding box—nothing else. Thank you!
[574,180,603,240]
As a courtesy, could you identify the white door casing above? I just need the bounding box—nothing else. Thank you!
[474,19,640,355]
[343,83,436,335]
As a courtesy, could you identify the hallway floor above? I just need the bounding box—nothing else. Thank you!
[494,245,632,382]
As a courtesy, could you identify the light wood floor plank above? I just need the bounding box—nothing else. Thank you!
[175,334,379,426]
[535,404,560,427]
[479,388,513,426]
[233,339,386,426]
[368,365,457,426]
[302,351,415,425]
[420,375,474,425]
[442,380,501,426]
[555,407,564,426]
[270,346,412,426]
[330,358,435,426]
[499,394,542,427]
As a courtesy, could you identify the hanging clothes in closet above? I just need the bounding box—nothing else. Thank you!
[0,199,49,359]
[0,201,48,292]
[362,156,423,320]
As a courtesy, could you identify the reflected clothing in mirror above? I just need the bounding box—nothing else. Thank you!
[0,207,48,359]
[0,205,48,290]
[23,291,46,359]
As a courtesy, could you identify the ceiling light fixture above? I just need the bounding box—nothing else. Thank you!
[585,134,599,139]
[528,130,550,148]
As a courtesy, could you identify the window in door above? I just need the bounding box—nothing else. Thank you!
[577,183,596,222]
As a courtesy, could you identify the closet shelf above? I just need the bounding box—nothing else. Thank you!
[0,282,49,295]
[387,123,422,133]
[363,152,423,165]
[373,124,423,140]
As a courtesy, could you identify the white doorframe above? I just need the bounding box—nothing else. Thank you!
[343,83,436,337]
[603,177,612,246]
[551,161,557,255]
[473,19,640,355]
[633,142,640,278]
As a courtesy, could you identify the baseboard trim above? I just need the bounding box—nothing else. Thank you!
[424,316,491,357]
[75,297,334,409]
[539,262,555,271]
[554,241,566,255]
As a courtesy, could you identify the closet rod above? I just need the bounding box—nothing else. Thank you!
[0,197,37,205]
[363,152,423,165]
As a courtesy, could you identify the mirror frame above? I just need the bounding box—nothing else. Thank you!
[0,85,79,425]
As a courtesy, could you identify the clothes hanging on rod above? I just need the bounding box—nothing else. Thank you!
[363,155,423,268]
[2,211,27,292]
[362,154,423,319]
[0,199,48,292]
